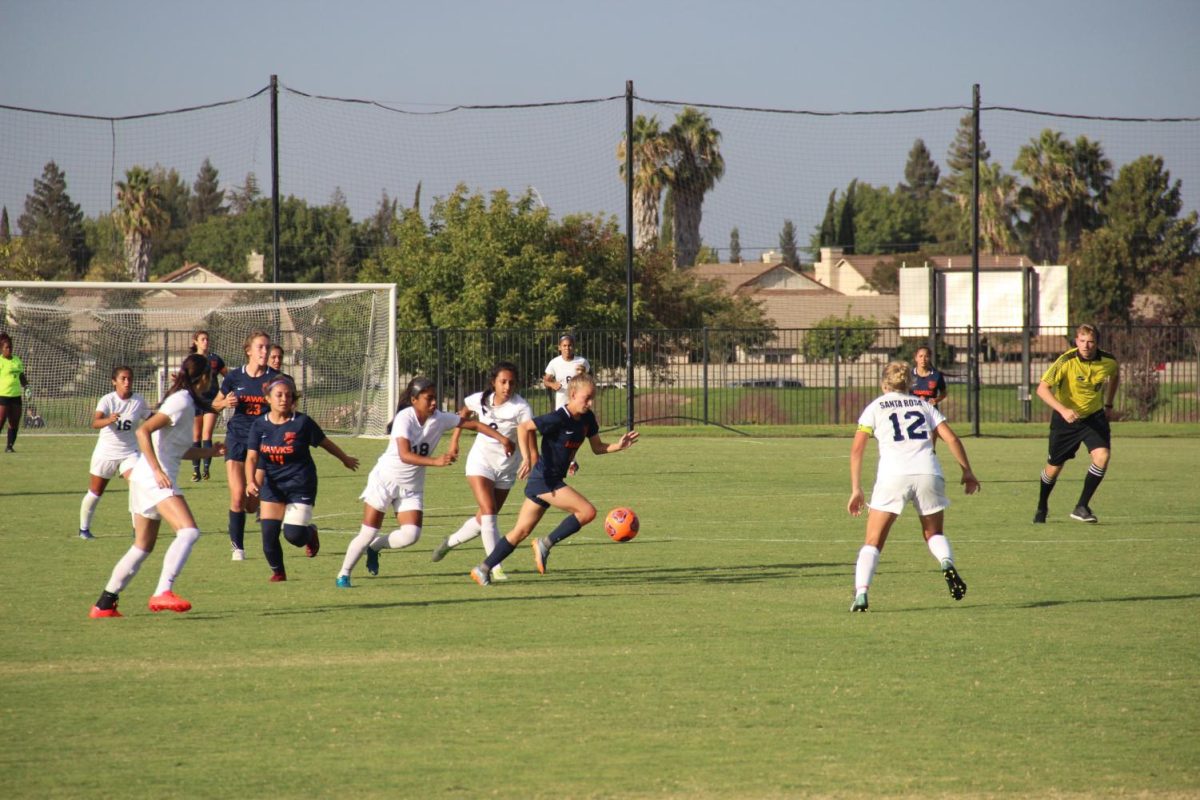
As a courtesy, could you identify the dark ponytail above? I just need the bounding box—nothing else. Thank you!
[480,361,519,414]
[387,376,435,433]
[161,353,212,411]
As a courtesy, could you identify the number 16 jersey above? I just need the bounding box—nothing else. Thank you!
[856,392,946,478]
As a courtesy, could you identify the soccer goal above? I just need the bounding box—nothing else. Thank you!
[0,281,396,436]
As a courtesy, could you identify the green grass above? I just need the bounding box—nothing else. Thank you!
[2,433,1198,798]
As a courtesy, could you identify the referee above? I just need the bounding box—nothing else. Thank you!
[1033,324,1120,524]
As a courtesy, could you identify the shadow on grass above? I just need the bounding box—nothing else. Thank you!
[1017,592,1200,608]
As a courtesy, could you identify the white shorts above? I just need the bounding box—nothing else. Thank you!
[283,503,314,526]
[359,470,424,514]
[868,473,949,516]
[464,446,520,490]
[128,476,182,520]
[90,452,139,480]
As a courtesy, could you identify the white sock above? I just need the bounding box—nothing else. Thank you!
[340,525,379,577]
[154,527,201,595]
[104,546,151,594]
[80,491,101,530]
[447,517,482,548]
[926,534,953,565]
[479,514,499,556]
[383,524,421,549]
[855,545,880,594]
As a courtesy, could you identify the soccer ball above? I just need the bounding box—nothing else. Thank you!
[604,507,639,542]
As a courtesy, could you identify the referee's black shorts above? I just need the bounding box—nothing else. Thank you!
[1047,410,1111,466]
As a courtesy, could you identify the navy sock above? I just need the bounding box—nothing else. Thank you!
[547,514,582,545]
[283,523,310,547]
[1078,464,1106,507]
[191,441,201,472]
[1037,470,1056,510]
[484,537,516,569]
[261,518,284,572]
[229,510,246,549]
[201,439,213,472]
[6,427,16,448]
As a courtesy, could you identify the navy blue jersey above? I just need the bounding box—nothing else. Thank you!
[220,366,279,435]
[532,406,598,484]
[912,369,946,403]
[200,352,226,402]
[247,412,326,496]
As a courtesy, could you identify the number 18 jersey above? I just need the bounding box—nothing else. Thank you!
[856,392,946,478]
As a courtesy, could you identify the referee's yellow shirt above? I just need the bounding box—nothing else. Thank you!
[1040,348,1119,417]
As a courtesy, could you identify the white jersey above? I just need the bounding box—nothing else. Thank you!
[856,392,946,478]
[464,391,531,460]
[91,391,151,460]
[129,390,197,489]
[545,355,590,409]
[372,407,462,492]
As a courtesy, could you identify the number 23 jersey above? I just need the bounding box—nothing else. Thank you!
[857,392,946,478]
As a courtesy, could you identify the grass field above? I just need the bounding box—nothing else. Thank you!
[1,431,1198,798]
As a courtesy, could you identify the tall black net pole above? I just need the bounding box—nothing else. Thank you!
[624,80,635,432]
[971,83,981,437]
[270,74,281,299]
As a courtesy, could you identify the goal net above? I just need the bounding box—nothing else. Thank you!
[0,281,396,436]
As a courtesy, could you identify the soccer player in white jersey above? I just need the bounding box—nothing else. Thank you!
[88,354,225,618]
[431,362,532,579]
[543,333,590,475]
[78,366,151,540]
[846,361,980,612]
[335,377,514,588]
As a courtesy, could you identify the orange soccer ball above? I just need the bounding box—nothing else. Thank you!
[604,507,640,542]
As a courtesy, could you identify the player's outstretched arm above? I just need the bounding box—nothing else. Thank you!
[936,423,980,494]
[590,429,639,455]
[319,438,359,471]
[459,418,515,457]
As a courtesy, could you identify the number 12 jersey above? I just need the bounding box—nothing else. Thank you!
[856,392,946,478]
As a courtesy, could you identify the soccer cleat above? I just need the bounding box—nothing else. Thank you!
[4,445,13,453]
[941,560,967,601]
[202,469,210,481]
[365,546,380,576]
[79,528,95,540]
[305,525,320,557]
[89,604,122,618]
[148,591,192,613]
[191,470,201,483]
[231,547,246,562]
[335,575,352,589]
[491,564,509,581]
[430,538,452,562]
[849,593,869,612]
[470,565,491,586]
[1033,508,1047,524]
[1070,505,1098,524]
[532,537,550,575]
[269,571,287,582]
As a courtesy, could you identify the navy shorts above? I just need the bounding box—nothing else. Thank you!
[524,471,567,509]
[260,473,317,506]
[1047,410,1111,466]
[224,430,250,462]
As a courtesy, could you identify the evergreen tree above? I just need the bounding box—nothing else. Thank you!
[946,113,990,177]
[728,226,742,263]
[17,160,90,277]
[229,172,261,214]
[779,219,800,268]
[836,180,857,253]
[190,158,226,223]
[0,206,9,243]
[901,138,940,201]
[819,189,837,246]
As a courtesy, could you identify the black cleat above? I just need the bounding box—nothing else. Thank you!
[1070,505,1098,524]
[941,560,967,601]
[1033,508,1047,524]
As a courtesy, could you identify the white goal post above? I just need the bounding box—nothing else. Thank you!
[0,281,396,436]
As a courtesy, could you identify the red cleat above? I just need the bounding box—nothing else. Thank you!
[305,525,320,557]
[269,571,287,582]
[148,591,192,613]
[89,605,122,618]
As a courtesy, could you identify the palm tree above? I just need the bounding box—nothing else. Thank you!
[664,107,725,268]
[617,115,672,251]
[1014,129,1087,264]
[978,162,1019,254]
[115,166,167,281]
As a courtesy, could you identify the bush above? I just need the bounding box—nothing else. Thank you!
[803,315,878,362]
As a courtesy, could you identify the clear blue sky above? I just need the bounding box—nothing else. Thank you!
[4,0,1198,117]
[3,0,1199,256]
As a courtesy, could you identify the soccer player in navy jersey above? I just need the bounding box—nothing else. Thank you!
[211,329,278,561]
[911,346,948,409]
[246,376,359,582]
[470,373,639,586]
[189,330,227,482]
